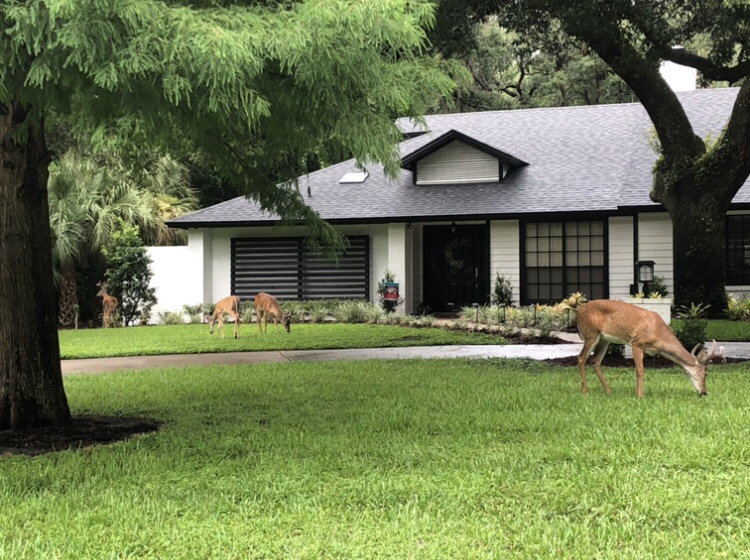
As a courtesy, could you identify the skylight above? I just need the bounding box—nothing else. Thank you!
[339,171,369,184]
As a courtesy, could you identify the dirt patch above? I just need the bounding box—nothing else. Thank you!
[0,416,161,457]
[546,356,749,368]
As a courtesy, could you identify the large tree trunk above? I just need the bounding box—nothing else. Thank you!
[656,172,730,318]
[0,102,71,430]
[57,264,79,328]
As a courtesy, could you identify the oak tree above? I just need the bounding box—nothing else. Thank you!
[436,0,750,314]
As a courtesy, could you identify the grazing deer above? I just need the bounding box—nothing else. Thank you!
[208,295,241,339]
[255,292,290,333]
[96,282,118,328]
[576,299,725,398]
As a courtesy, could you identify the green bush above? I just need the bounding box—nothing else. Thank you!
[159,311,185,325]
[725,294,750,321]
[333,300,370,323]
[102,223,157,326]
[492,273,514,307]
[673,319,708,353]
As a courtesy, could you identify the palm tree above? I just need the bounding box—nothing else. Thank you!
[49,150,200,327]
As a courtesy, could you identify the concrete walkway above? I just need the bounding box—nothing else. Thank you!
[60,334,750,375]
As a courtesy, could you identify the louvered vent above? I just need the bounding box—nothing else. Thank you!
[231,236,370,301]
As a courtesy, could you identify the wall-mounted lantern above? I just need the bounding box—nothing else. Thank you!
[635,260,655,294]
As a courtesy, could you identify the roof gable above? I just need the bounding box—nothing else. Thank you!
[400,129,528,171]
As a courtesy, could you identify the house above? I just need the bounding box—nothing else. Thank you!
[164,87,750,314]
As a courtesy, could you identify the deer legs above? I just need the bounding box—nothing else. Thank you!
[578,337,612,395]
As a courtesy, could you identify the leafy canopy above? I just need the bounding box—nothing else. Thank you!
[3,0,455,249]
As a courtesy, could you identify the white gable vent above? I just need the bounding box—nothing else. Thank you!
[340,171,369,184]
[416,141,499,185]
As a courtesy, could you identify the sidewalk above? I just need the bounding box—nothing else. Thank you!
[60,333,750,376]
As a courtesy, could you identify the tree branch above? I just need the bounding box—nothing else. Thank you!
[663,49,750,84]
[584,32,705,163]
[714,80,750,199]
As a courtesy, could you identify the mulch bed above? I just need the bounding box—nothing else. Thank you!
[0,416,161,457]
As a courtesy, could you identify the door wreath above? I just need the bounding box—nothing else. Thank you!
[444,238,473,270]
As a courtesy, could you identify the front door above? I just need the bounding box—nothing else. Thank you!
[423,225,488,312]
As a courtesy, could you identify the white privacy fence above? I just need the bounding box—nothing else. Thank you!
[147,246,204,322]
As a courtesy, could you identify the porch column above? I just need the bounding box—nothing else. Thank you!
[187,228,213,304]
[387,223,410,313]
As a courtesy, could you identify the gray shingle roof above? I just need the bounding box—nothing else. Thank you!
[170,88,749,228]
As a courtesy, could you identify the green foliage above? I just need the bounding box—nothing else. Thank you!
[491,272,514,307]
[102,223,157,326]
[725,294,750,321]
[159,311,186,326]
[649,275,669,298]
[673,319,708,353]
[673,302,709,352]
[332,301,371,324]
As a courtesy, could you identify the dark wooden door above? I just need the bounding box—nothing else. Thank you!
[423,225,488,312]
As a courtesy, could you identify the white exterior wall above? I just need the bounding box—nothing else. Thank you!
[489,220,521,305]
[608,216,634,300]
[638,213,674,295]
[207,224,390,305]
[147,245,202,320]
[417,141,499,185]
[387,223,408,313]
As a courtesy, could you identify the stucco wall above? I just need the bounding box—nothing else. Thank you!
[147,245,203,320]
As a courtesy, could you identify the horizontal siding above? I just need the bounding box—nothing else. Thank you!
[638,213,673,294]
[417,140,499,185]
[608,216,634,300]
[490,220,520,304]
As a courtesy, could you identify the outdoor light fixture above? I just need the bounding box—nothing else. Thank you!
[635,260,655,294]
[451,221,456,233]
[407,222,413,230]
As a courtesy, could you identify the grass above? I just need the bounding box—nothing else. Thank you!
[669,319,750,342]
[58,323,507,359]
[3,358,750,558]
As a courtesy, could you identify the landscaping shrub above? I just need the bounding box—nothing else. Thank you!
[159,311,186,325]
[674,303,710,352]
[725,294,750,321]
[492,273,514,307]
[333,300,370,323]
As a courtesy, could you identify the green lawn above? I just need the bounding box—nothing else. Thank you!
[3,359,750,558]
[58,323,507,359]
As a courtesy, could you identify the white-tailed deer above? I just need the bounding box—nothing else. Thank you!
[208,295,241,339]
[96,282,118,328]
[255,292,290,333]
[576,299,724,398]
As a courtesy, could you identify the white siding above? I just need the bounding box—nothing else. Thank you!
[416,141,499,185]
[608,216,634,300]
[387,223,408,312]
[638,213,674,295]
[489,220,521,305]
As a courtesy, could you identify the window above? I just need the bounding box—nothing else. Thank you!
[727,215,750,284]
[231,236,370,301]
[523,220,606,304]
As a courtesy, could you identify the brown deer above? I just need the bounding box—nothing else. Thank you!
[576,299,725,398]
[96,282,118,328]
[208,295,241,339]
[255,292,290,333]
